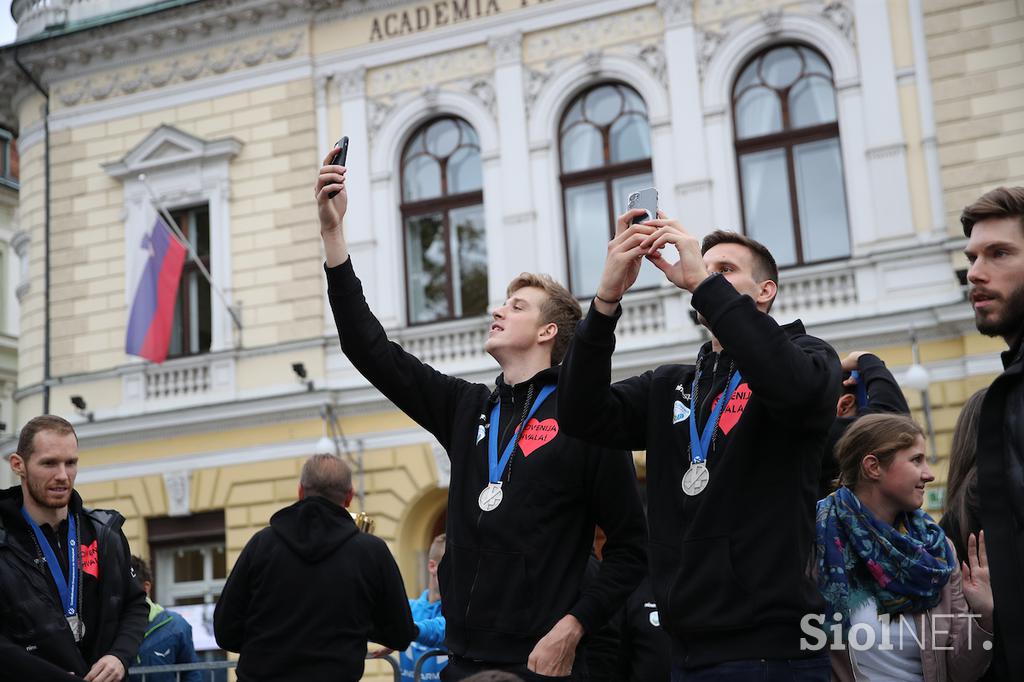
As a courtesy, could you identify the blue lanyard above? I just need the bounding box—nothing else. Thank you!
[689,370,743,465]
[487,385,556,483]
[21,507,79,617]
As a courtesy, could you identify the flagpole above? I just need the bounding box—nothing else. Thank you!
[137,173,243,342]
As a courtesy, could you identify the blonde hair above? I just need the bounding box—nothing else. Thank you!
[428,533,446,563]
[506,273,582,365]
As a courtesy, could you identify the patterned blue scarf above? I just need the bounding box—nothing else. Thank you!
[815,487,954,630]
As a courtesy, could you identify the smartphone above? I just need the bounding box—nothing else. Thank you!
[328,136,349,199]
[627,187,658,224]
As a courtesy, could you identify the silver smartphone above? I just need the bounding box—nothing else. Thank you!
[627,187,658,225]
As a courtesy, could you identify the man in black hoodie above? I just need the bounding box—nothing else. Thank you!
[558,212,840,680]
[213,454,415,682]
[315,149,645,681]
[0,415,148,682]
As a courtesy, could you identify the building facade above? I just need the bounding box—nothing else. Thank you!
[0,0,1021,671]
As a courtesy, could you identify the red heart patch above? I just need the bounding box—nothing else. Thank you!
[710,383,751,435]
[517,418,559,457]
[81,540,99,579]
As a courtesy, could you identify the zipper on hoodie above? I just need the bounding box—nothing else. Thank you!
[463,380,535,629]
[464,387,515,625]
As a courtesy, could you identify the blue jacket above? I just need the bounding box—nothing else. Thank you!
[130,599,201,682]
[400,591,446,681]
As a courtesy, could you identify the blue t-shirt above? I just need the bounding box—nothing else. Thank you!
[400,591,447,681]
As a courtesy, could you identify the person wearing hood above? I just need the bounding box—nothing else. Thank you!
[0,415,148,682]
[315,148,646,680]
[213,454,415,682]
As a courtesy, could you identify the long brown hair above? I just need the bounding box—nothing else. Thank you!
[942,388,987,553]
[834,414,925,489]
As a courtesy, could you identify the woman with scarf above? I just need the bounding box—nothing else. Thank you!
[816,413,994,681]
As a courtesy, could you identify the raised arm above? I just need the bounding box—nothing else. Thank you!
[845,352,910,415]
[558,209,661,450]
[690,275,840,416]
[316,146,475,449]
[639,216,840,417]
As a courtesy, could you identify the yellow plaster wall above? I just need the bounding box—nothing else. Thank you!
[925,0,1024,229]
[35,74,324,380]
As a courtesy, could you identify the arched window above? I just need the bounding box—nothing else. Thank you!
[733,44,851,267]
[400,117,487,325]
[559,83,660,297]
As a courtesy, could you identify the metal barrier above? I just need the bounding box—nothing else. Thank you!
[412,648,448,682]
[128,653,402,681]
[127,660,234,681]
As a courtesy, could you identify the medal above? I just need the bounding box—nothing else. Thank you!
[481,384,557,512]
[684,356,743,496]
[681,462,710,496]
[478,483,504,511]
[66,614,85,642]
[21,508,82,632]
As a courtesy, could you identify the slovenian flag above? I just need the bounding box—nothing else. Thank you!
[125,216,187,363]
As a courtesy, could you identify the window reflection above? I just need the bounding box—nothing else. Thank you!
[400,117,487,324]
[559,83,656,297]
[732,44,850,266]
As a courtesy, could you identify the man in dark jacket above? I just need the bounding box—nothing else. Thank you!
[819,350,909,497]
[0,414,148,682]
[315,149,646,681]
[962,185,1024,680]
[213,454,415,682]
[128,555,200,682]
[558,212,839,680]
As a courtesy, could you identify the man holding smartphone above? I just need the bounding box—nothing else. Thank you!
[557,210,840,681]
[314,147,646,681]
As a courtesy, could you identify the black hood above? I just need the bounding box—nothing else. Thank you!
[269,496,358,564]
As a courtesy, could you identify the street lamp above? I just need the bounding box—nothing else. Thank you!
[902,334,938,464]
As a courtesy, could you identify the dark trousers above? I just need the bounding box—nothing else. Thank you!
[441,655,587,682]
[670,657,831,682]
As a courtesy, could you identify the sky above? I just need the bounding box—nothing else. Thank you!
[1,2,17,46]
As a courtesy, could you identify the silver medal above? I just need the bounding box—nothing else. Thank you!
[478,483,503,512]
[681,462,710,496]
[66,614,85,642]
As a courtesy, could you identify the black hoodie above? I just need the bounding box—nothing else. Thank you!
[326,258,647,664]
[0,486,148,682]
[213,495,415,682]
[558,273,841,668]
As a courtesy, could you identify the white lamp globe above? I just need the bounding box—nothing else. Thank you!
[903,364,931,392]
[314,436,335,455]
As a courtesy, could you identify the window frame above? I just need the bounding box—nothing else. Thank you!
[731,43,849,267]
[557,82,655,296]
[398,116,486,326]
[166,204,212,360]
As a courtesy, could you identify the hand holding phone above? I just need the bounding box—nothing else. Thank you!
[627,187,658,225]
[327,136,349,200]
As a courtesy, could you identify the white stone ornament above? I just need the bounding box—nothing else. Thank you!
[672,400,691,424]
[649,611,661,627]
[476,424,486,444]
[682,462,710,496]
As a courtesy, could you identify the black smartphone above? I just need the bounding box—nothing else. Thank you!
[328,136,349,199]
[627,187,658,224]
